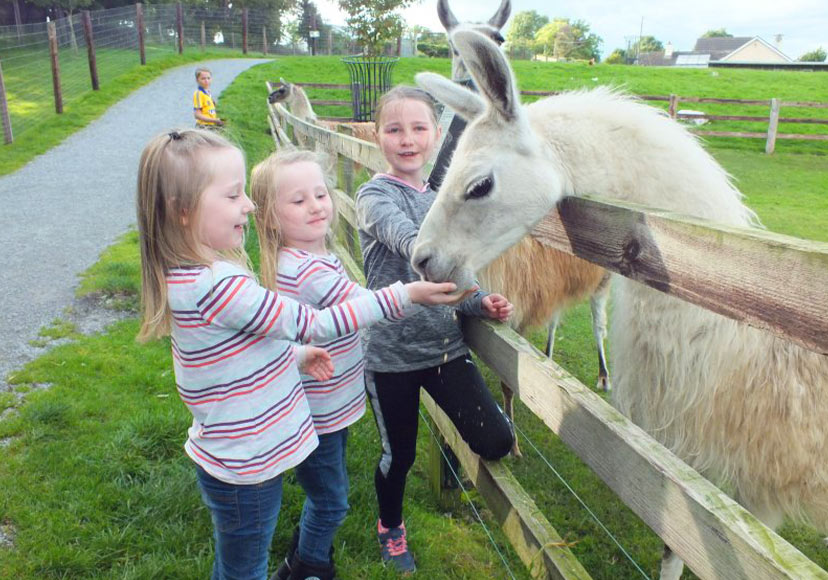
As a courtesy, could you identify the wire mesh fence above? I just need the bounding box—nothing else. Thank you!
[0,2,407,143]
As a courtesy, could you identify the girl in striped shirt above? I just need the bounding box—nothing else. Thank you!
[252,149,415,580]
[135,129,458,580]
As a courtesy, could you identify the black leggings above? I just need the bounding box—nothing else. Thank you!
[366,354,514,529]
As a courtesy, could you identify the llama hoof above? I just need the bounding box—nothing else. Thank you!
[597,377,612,393]
[511,444,522,458]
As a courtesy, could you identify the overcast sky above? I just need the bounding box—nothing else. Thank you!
[315,0,827,59]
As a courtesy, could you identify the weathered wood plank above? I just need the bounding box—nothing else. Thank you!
[464,318,828,580]
[330,188,357,230]
[271,103,385,172]
[423,392,593,580]
[530,196,828,354]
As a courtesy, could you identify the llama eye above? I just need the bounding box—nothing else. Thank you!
[465,176,493,200]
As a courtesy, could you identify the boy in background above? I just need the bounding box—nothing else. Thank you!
[193,67,224,128]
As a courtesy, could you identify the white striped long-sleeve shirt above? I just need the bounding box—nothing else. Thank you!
[167,260,409,484]
[276,248,399,434]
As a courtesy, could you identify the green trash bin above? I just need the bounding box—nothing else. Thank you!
[342,56,399,121]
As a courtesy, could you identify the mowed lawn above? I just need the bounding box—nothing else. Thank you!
[0,56,826,579]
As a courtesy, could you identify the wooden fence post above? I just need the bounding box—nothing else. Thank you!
[47,21,63,114]
[428,420,462,511]
[0,61,13,144]
[82,11,99,91]
[12,0,23,40]
[242,9,248,55]
[176,2,184,54]
[766,98,780,154]
[328,29,333,55]
[262,26,267,55]
[136,3,146,65]
[668,93,678,119]
[200,21,206,51]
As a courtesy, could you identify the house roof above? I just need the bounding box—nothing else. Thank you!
[720,36,792,62]
[692,37,753,61]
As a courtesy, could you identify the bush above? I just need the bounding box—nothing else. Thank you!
[417,41,450,58]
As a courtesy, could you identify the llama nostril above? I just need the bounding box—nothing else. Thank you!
[416,257,430,275]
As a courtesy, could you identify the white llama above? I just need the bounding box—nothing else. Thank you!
[411,30,828,580]
[436,0,611,457]
[268,78,376,145]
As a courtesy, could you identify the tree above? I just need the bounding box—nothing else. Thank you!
[799,47,827,62]
[702,28,733,38]
[26,0,93,16]
[337,0,416,56]
[506,10,548,44]
[638,35,663,53]
[296,0,323,54]
[605,48,627,64]
[534,17,601,61]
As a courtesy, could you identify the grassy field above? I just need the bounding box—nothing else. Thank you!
[260,55,828,155]
[0,56,826,579]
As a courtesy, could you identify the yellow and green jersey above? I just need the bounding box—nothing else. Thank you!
[193,87,218,125]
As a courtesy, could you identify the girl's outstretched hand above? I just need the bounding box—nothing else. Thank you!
[482,293,514,322]
[406,281,472,305]
[299,346,334,381]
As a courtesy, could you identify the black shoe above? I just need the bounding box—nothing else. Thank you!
[287,554,336,580]
[270,528,300,580]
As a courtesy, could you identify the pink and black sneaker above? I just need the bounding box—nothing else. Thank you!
[377,519,416,573]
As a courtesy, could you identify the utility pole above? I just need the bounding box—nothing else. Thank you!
[637,16,644,63]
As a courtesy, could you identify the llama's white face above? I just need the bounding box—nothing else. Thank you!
[412,30,563,289]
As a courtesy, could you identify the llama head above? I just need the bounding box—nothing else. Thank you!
[438,0,510,82]
[267,78,293,104]
[412,30,563,290]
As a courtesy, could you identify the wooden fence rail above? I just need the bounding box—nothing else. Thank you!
[267,98,828,579]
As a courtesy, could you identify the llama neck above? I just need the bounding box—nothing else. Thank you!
[289,85,317,123]
[450,58,471,83]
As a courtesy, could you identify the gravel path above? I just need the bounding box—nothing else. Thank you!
[0,58,270,384]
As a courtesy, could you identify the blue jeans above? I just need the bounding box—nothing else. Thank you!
[295,429,350,565]
[196,465,283,580]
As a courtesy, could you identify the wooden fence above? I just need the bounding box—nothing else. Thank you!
[266,95,828,579]
[291,82,828,153]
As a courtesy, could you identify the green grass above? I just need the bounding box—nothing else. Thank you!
[0,47,262,177]
[0,56,826,579]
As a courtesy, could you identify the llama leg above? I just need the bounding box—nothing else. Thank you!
[501,381,521,457]
[591,273,612,392]
[544,312,561,358]
[660,545,684,580]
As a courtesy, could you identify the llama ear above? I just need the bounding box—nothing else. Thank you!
[279,77,286,84]
[451,29,519,122]
[487,0,511,29]
[415,72,485,121]
[437,0,459,32]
